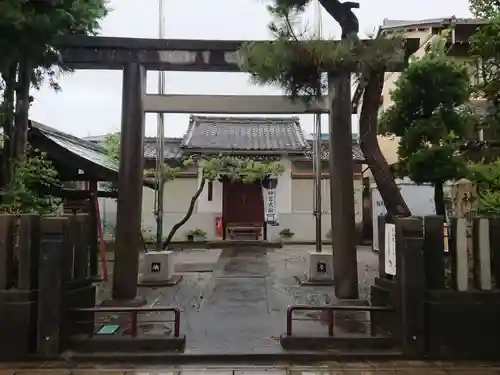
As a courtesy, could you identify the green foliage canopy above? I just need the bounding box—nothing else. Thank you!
[0,0,108,89]
[238,0,405,102]
[380,41,472,186]
[469,0,500,18]
[198,155,284,183]
[469,160,500,216]
[469,13,500,139]
[0,144,61,214]
[102,132,284,186]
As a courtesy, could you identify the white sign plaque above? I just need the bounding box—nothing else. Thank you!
[265,187,277,223]
[384,223,396,275]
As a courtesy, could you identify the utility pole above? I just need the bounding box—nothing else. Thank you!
[155,0,166,251]
[313,0,323,253]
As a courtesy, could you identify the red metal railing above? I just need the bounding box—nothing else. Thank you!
[286,305,394,337]
[71,306,181,338]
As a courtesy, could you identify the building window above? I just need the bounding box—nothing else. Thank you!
[207,181,213,201]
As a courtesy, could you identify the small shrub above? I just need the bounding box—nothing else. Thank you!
[278,228,294,239]
[186,228,207,241]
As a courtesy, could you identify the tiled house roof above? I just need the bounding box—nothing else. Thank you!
[86,135,183,161]
[379,17,486,31]
[304,140,365,162]
[30,121,120,172]
[143,137,183,160]
[181,115,309,152]
[85,116,365,163]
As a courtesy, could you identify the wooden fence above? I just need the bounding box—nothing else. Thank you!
[0,214,97,360]
[373,214,500,360]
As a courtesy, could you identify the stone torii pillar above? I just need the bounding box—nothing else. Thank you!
[107,62,146,305]
[328,71,358,299]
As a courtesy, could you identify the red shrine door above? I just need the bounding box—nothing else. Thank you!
[222,180,265,240]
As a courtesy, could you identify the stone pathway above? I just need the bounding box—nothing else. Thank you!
[99,244,499,364]
[126,245,379,354]
[1,362,500,374]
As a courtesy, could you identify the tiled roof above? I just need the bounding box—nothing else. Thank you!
[85,135,183,161]
[30,121,156,188]
[30,121,119,172]
[380,17,486,30]
[181,115,309,152]
[143,137,183,160]
[304,140,365,162]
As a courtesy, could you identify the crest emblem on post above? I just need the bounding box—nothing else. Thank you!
[151,262,161,272]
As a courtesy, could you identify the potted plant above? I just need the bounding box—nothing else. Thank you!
[278,228,295,241]
[186,228,207,242]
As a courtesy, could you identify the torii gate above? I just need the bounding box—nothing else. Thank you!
[55,34,418,304]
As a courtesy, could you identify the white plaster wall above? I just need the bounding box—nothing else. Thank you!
[290,178,363,224]
[98,178,201,240]
[99,196,219,241]
[97,158,361,242]
[267,213,332,241]
[195,157,292,215]
[196,171,223,214]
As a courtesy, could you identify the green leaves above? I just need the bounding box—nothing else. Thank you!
[103,131,120,162]
[468,159,500,216]
[381,37,472,189]
[0,143,61,214]
[469,159,500,191]
[469,13,500,139]
[469,0,500,18]
[0,0,108,89]
[102,133,284,190]
[200,155,284,183]
[238,1,405,103]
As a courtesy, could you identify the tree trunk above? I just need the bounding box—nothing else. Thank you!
[359,70,411,218]
[1,63,17,188]
[434,181,445,216]
[12,62,31,163]
[161,178,206,250]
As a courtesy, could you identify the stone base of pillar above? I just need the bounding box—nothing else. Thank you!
[334,298,369,306]
[137,275,183,287]
[295,251,335,285]
[137,251,182,287]
[100,296,147,307]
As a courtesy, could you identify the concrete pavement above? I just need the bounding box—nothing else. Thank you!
[122,246,380,354]
[1,362,500,374]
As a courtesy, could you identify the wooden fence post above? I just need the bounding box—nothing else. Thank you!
[395,216,425,358]
[0,215,14,289]
[423,215,445,290]
[17,215,41,290]
[36,217,68,358]
[89,181,99,279]
[73,214,90,280]
[377,215,386,278]
[472,218,493,290]
[489,219,500,285]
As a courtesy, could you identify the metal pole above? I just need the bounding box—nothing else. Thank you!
[314,109,322,253]
[155,0,166,251]
[313,0,323,253]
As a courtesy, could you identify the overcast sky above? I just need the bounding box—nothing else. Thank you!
[30,0,472,138]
